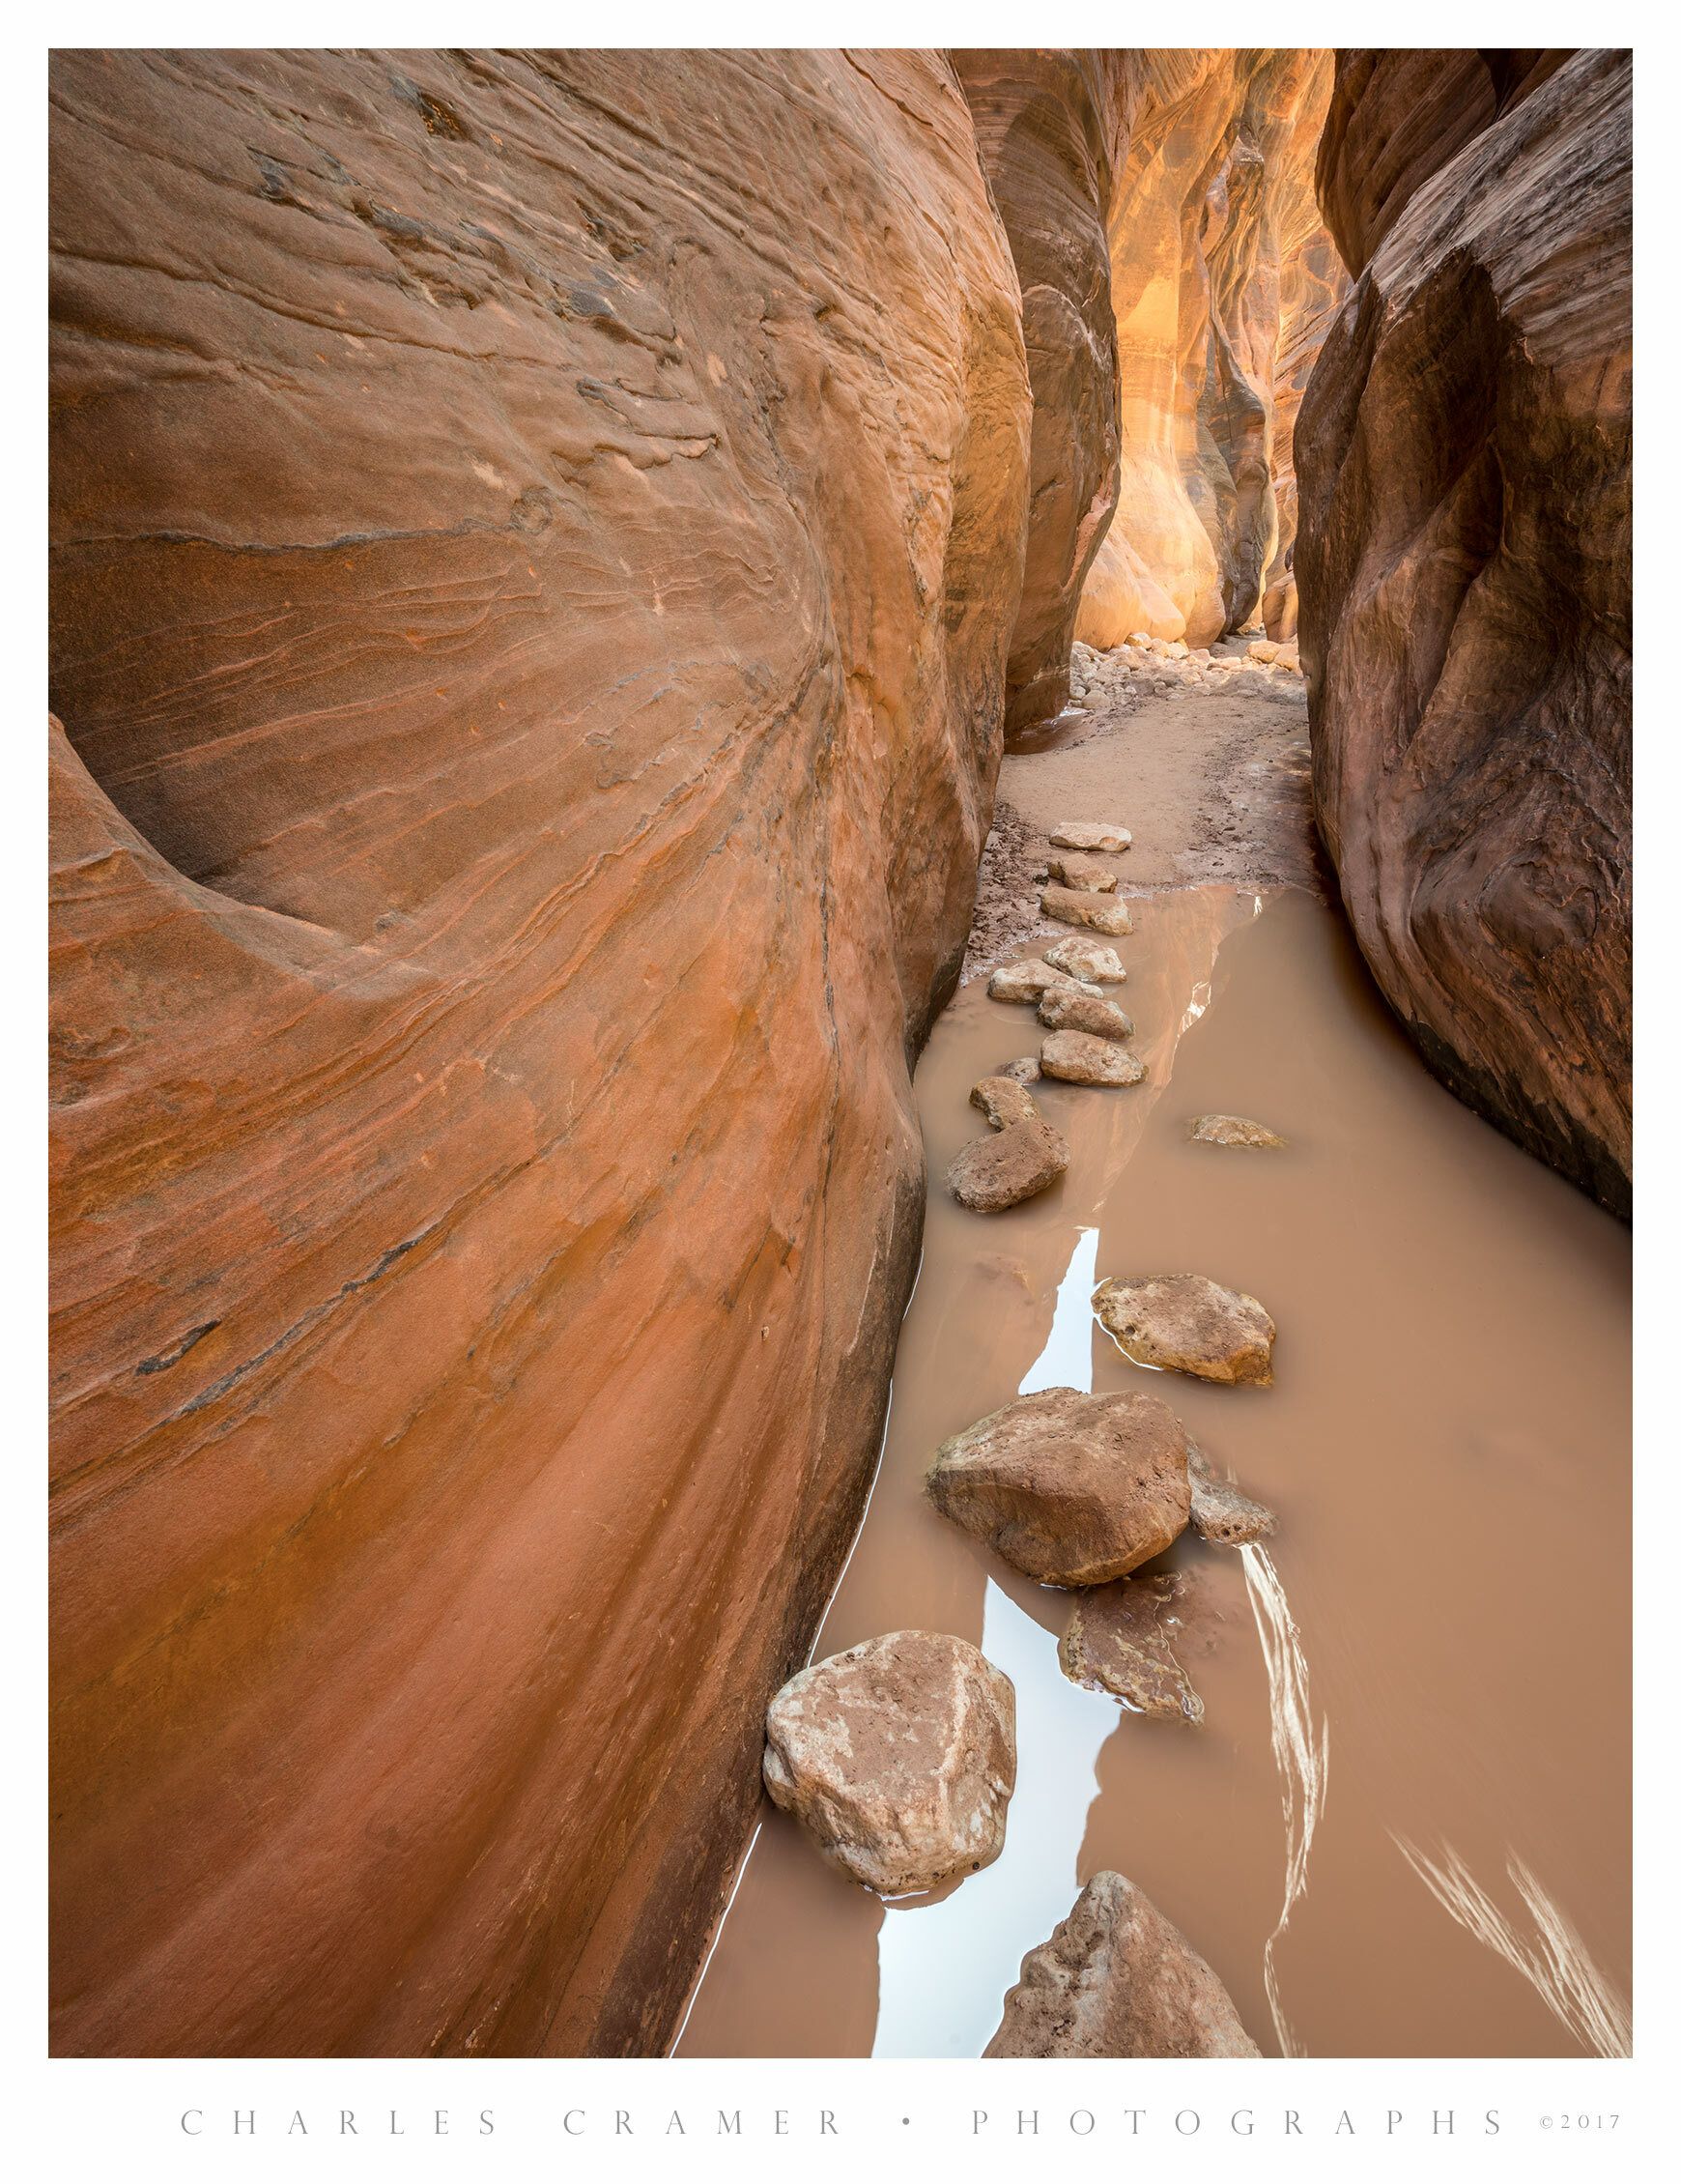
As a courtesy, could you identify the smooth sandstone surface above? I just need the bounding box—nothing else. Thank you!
[1044,850,1118,892]
[1049,820,1130,852]
[1040,884,1133,935]
[1093,1275,1275,1385]
[48,48,1032,2059]
[1040,1030,1147,1087]
[1059,1572,1205,1724]
[1297,49,1630,1216]
[985,1870,1262,2057]
[762,1632,1017,1896]
[925,1387,1190,1586]
[1037,987,1135,1042]
[955,52,1124,735]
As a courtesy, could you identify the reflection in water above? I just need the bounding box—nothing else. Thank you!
[1018,1227,1099,1396]
[1240,1541,1331,2057]
[871,1578,1114,2057]
[1391,1838,1632,2057]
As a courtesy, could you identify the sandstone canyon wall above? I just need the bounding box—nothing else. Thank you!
[954,51,1123,736]
[1296,48,1630,1215]
[48,47,1031,2055]
[1075,48,1339,650]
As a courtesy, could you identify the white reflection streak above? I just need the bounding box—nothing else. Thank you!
[1391,1837,1632,2058]
[1240,1542,1330,2057]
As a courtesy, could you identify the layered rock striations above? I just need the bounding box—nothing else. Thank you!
[1075,49,1338,650]
[954,52,1123,737]
[1296,48,1631,1214]
[48,47,1030,2055]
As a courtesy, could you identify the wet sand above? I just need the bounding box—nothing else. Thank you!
[677,883,1630,2059]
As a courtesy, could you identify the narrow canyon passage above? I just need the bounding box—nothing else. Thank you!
[677,672,1630,2060]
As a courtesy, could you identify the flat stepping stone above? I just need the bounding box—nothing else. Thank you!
[985,1871,1261,2057]
[1040,1029,1146,1085]
[1044,851,1118,893]
[1041,883,1133,935]
[1092,1274,1274,1386]
[1050,821,1131,854]
[1059,1572,1204,1724]
[1189,1112,1287,1149]
[988,958,1098,1005]
[1039,986,1134,1042]
[1187,1440,1276,1545]
[948,1079,1068,1212]
[925,1387,1190,1586]
[1044,934,1126,983]
[997,1055,1040,1084]
[763,1631,1016,1896]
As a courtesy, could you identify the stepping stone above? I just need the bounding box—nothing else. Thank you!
[1059,1572,1204,1724]
[997,1055,1041,1085]
[1092,1274,1275,1386]
[947,1118,1068,1212]
[1050,820,1131,854]
[1189,1112,1287,1150]
[969,1075,1040,1131]
[763,1631,1016,1896]
[985,1871,1261,2057]
[1044,934,1126,983]
[1040,1029,1146,1086]
[1044,851,1118,892]
[1038,987,1135,1042]
[1041,883,1132,935]
[925,1387,1190,1586]
[1186,1440,1276,1545]
[987,958,1098,1005]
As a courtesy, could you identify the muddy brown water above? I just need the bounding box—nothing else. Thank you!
[675,883,1630,2059]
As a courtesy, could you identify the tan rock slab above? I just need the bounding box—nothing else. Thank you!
[998,1056,1041,1085]
[1041,883,1132,935]
[763,1631,1016,1896]
[970,1075,1040,1131]
[1049,820,1131,854]
[947,1118,1069,1212]
[1038,987,1135,1042]
[1187,1440,1277,1545]
[925,1386,1190,1586]
[1189,1112,1287,1150]
[985,1871,1261,2056]
[1246,638,1280,663]
[1043,934,1126,984]
[1059,1572,1204,1724]
[988,958,1097,1005]
[1044,851,1118,892]
[1092,1274,1275,1386]
[1040,1029,1146,1086]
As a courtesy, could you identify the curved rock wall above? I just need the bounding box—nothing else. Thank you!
[48,47,1030,2055]
[1075,49,1336,650]
[1296,47,1631,1214]
[955,51,1122,737]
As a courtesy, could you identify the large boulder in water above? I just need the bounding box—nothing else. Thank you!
[47,47,1031,2057]
[986,1870,1261,2056]
[1296,49,1630,1215]
[762,1632,1016,1896]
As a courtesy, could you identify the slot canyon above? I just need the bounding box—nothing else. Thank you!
[48,46,1631,2059]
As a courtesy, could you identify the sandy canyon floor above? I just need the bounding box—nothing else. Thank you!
[675,648,1632,2061]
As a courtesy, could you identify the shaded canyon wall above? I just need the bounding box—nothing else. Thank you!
[1296,47,1630,1215]
[48,46,1031,2055]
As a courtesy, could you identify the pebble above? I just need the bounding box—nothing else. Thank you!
[1188,1112,1287,1150]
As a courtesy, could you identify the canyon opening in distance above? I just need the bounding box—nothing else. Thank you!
[48,45,1631,2064]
